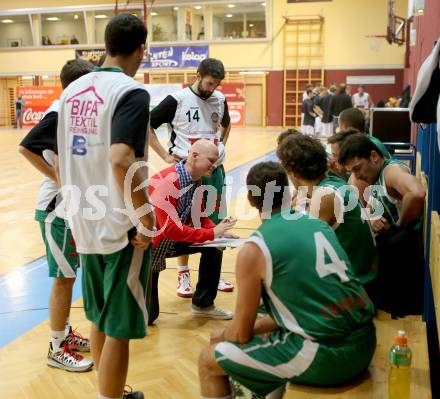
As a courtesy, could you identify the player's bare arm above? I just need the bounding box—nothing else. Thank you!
[19,145,57,183]
[384,164,425,227]
[148,126,175,164]
[110,142,154,247]
[222,242,265,344]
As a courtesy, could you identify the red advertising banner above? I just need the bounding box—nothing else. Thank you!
[16,86,62,126]
[217,83,245,126]
[229,103,245,126]
[216,82,245,103]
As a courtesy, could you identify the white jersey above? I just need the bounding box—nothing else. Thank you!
[353,92,370,109]
[35,100,59,212]
[169,87,226,163]
[57,71,147,254]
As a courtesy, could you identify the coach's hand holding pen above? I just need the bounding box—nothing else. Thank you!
[213,216,239,238]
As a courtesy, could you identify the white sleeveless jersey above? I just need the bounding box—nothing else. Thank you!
[353,92,370,109]
[169,87,226,163]
[57,71,147,254]
[35,100,59,212]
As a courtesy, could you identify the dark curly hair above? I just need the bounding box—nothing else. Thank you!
[197,58,225,80]
[276,134,327,180]
[277,128,301,146]
[338,133,377,165]
[327,127,361,145]
[246,161,289,212]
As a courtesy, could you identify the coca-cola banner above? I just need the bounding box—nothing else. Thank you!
[16,86,62,126]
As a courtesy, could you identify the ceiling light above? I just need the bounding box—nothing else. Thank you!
[228,4,235,8]
[173,6,179,10]
[194,5,202,10]
[95,14,108,19]
[1,19,14,23]
[151,12,158,16]
[46,17,60,21]
[42,75,49,79]
[226,14,233,18]
[239,71,266,75]
[261,2,266,6]
[22,76,33,79]
[74,14,79,20]
[249,23,254,27]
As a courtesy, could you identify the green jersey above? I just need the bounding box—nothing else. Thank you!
[371,158,409,225]
[368,135,392,159]
[317,175,377,284]
[250,211,374,342]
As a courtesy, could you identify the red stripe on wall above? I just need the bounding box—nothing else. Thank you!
[266,69,404,126]
[266,71,284,126]
[325,69,404,105]
[407,0,440,94]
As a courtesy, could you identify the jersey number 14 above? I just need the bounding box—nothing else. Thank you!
[186,109,200,122]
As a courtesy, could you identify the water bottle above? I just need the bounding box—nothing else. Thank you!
[388,330,412,399]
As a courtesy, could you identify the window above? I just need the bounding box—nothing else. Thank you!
[151,6,178,42]
[94,10,113,44]
[149,5,204,42]
[41,12,86,45]
[0,14,33,47]
[212,2,266,40]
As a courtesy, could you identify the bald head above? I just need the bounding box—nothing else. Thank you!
[187,139,219,179]
[190,139,218,158]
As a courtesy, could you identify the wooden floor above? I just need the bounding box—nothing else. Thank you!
[0,127,280,398]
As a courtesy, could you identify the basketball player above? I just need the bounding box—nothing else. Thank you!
[19,59,94,372]
[277,134,378,288]
[149,58,233,298]
[56,14,152,399]
[338,133,425,317]
[199,161,376,398]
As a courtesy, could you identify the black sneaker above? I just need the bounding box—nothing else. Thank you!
[123,386,144,399]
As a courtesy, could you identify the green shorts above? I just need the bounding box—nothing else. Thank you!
[36,210,78,278]
[215,324,376,396]
[80,244,152,340]
[201,164,226,224]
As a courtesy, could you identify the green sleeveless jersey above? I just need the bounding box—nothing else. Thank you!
[368,136,392,159]
[317,175,377,284]
[250,211,374,342]
[371,158,409,225]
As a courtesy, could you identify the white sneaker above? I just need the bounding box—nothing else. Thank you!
[192,305,233,320]
[177,271,193,298]
[47,341,93,372]
[65,326,90,352]
[218,278,234,292]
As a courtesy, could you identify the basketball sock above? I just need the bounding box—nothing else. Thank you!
[178,265,189,273]
[64,318,71,337]
[51,330,66,352]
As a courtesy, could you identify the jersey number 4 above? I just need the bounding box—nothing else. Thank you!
[186,109,200,122]
[314,232,349,282]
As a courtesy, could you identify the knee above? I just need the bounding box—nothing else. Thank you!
[53,277,75,288]
[198,345,220,378]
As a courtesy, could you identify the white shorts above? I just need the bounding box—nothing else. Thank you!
[322,123,333,137]
[302,125,315,136]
